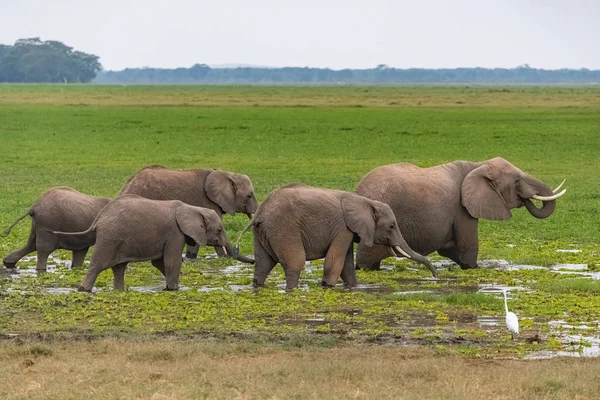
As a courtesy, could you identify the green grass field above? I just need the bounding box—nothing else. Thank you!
[0,85,599,399]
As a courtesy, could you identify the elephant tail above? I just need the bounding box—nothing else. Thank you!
[234,218,255,249]
[50,224,96,236]
[2,210,33,237]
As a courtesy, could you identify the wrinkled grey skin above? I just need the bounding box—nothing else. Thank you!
[251,184,435,291]
[53,195,229,292]
[356,157,563,271]
[2,187,110,270]
[119,165,257,262]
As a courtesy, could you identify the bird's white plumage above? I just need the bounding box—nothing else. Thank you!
[503,290,519,337]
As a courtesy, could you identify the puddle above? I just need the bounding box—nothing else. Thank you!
[46,287,76,295]
[394,290,434,295]
[526,320,600,359]
[478,284,529,294]
[3,254,81,278]
[557,249,582,253]
[129,285,191,292]
[477,316,503,327]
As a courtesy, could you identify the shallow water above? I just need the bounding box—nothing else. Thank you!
[525,320,600,359]
[3,254,599,359]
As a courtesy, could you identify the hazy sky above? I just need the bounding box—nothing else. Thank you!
[1,0,598,71]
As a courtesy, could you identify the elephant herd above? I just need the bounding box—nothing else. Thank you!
[2,158,566,292]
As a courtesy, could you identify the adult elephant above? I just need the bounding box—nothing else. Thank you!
[355,157,566,270]
[119,165,257,262]
[247,184,435,290]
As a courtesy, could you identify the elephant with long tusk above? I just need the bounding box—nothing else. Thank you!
[355,157,566,271]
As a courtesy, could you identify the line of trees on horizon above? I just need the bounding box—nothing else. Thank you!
[0,38,101,83]
[1,37,599,84]
[94,64,600,85]
[96,63,600,85]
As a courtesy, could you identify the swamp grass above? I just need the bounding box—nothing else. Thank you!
[0,85,599,364]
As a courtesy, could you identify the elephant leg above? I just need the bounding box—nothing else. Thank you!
[185,244,199,259]
[252,237,277,288]
[443,217,478,269]
[151,259,166,277]
[164,260,182,290]
[280,251,306,292]
[78,245,115,292]
[111,262,128,291]
[3,226,36,268]
[164,242,184,290]
[36,251,52,271]
[71,248,89,268]
[322,231,354,288]
[438,245,478,270]
[79,262,108,292]
[355,242,393,271]
[340,244,358,288]
[35,230,58,271]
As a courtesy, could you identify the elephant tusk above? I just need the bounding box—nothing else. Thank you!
[553,179,566,193]
[532,189,566,202]
[393,246,412,259]
[249,213,254,219]
[222,246,228,255]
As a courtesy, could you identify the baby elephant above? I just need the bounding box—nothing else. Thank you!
[249,184,435,290]
[52,195,229,292]
[3,187,110,270]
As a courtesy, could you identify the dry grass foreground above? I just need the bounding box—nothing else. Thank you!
[0,339,598,400]
[1,84,600,107]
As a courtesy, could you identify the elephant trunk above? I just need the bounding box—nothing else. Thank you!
[391,236,437,277]
[224,244,255,264]
[523,177,564,219]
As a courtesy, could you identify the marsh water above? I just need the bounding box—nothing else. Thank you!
[2,251,599,360]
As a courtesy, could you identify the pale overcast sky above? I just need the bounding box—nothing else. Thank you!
[1,0,598,71]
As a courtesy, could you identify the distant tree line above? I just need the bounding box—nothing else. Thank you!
[95,63,600,84]
[0,38,101,83]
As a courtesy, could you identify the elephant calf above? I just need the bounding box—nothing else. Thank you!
[119,165,258,260]
[3,187,110,270]
[53,195,230,292]
[248,184,436,290]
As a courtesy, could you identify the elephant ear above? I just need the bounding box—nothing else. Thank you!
[461,164,511,220]
[205,170,236,216]
[341,195,377,247]
[175,204,208,247]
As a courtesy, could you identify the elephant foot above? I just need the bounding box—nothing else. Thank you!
[252,279,266,288]
[458,263,478,270]
[321,281,336,289]
[3,260,17,269]
[185,251,198,260]
[77,286,92,293]
[355,262,381,271]
[164,286,179,291]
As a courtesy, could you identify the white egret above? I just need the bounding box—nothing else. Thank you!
[503,289,519,339]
